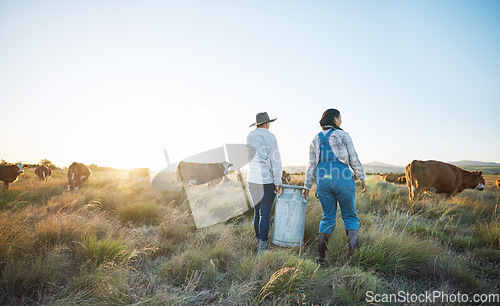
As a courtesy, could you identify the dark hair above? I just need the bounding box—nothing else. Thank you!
[319,109,342,130]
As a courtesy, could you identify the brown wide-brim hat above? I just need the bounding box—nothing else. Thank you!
[249,112,277,127]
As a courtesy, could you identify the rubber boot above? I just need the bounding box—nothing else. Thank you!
[346,229,359,255]
[317,233,330,264]
[257,240,270,256]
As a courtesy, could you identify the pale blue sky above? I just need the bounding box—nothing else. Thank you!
[1,0,499,170]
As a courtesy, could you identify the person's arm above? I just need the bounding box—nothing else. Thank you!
[303,137,318,196]
[344,133,367,192]
[269,134,283,188]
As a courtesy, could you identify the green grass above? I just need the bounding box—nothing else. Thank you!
[75,234,134,268]
[116,201,162,225]
[354,227,440,277]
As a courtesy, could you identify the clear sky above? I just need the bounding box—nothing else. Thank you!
[1,0,499,170]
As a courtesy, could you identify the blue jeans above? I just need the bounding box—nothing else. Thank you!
[248,183,276,241]
[316,175,359,233]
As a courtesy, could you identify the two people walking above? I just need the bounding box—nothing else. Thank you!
[246,109,367,261]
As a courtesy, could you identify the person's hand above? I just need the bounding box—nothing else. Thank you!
[274,185,281,195]
[302,189,309,198]
[360,181,367,193]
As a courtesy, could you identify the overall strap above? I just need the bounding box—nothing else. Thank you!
[318,129,335,162]
[318,129,334,144]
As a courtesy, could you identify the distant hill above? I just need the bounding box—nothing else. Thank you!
[449,160,500,175]
[283,166,307,174]
[449,160,500,167]
[362,162,405,174]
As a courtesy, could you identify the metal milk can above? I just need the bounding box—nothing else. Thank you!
[272,185,308,248]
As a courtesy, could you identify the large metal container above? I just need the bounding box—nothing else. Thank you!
[272,185,308,248]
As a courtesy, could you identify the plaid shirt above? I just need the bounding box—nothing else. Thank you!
[305,128,367,189]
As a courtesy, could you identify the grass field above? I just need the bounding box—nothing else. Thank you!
[1,169,499,304]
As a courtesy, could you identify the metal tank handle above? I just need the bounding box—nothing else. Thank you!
[279,185,309,201]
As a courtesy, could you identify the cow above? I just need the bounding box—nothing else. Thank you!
[177,161,232,187]
[496,178,500,189]
[394,176,407,185]
[379,173,405,183]
[405,160,485,201]
[67,162,91,191]
[0,163,27,191]
[35,165,52,181]
[282,170,292,185]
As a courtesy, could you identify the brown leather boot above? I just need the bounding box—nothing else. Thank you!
[317,233,330,264]
[346,229,359,255]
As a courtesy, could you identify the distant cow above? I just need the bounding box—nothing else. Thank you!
[405,160,485,200]
[35,165,52,181]
[379,173,405,183]
[67,162,91,191]
[394,176,406,185]
[177,161,232,187]
[496,178,500,189]
[282,170,292,185]
[0,163,27,191]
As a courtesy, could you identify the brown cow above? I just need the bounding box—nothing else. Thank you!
[496,178,500,189]
[177,161,232,187]
[379,173,405,183]
[394,176,406,185]
[282,170,292,185]
[35,165,52,181]
[405,160,485,200]
[0,163,27,191]
[67,162,91,191]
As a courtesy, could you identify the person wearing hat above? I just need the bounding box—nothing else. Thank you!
[303,109,367,263]
[246,112,282,255]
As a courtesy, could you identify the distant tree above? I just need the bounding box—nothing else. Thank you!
[1,159,7,165]
[40,159,58,170]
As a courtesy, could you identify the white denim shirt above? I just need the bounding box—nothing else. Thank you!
[305,128,367,189]
[246,128,283,186]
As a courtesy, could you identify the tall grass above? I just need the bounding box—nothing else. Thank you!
[0,246,72,304]
[0,213,31,266]
[75,234,135,268]
[1,172,499,304]
[355,228,439,277]
[475,221,500,249]
[116,201,162,225]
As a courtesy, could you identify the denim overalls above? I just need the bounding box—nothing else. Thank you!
[316,129,359,234]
